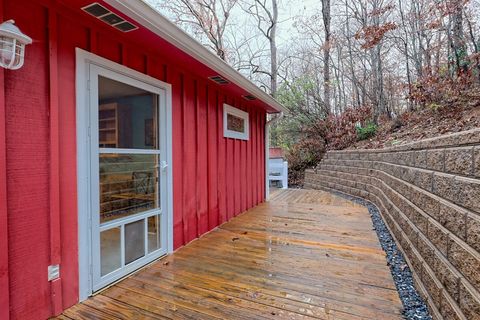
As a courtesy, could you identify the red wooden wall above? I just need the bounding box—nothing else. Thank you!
[0,2,9,319]
[0,0,267,319]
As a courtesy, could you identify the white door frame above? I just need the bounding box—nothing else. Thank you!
[75,48,173,301]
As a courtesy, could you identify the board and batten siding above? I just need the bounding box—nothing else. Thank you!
[0,0,267,318]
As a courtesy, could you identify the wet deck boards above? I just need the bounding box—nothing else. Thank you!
[59,189,403,319]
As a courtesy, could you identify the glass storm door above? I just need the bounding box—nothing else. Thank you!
[89,65,168,291]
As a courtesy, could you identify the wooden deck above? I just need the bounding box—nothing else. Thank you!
[58,189,403,320]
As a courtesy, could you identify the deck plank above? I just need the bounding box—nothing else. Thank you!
[58,189,403,319]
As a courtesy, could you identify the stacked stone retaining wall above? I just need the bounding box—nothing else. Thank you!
[305,129,480,320]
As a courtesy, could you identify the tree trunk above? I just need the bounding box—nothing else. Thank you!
[345,1,361,108]
[270,0,278,95]
[452,2,466,74]
[321,0,331,112]
[466,15,480,83]
[398,0,414,111]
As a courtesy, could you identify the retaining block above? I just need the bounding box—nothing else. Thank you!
[305,129,480,320]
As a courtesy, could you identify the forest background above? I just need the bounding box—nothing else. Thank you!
[149,0,480,185]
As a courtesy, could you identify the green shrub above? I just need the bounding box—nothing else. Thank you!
[356,122,378,141]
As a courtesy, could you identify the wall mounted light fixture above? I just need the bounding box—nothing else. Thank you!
[0,20,32,70]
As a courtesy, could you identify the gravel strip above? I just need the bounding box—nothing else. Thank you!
[325,189,432,320]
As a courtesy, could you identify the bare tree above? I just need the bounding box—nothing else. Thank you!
[152,0,480,122]
[451,0,467,73]
[241,0,279,95]
[152,0,238,61]
[321,0,331,112]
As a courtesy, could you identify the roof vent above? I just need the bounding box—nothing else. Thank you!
[82,3,109,17]
[242,94,257,101]
[115,21,138,32]
[100,12,124,25]
[208,75,230,85]
[81,3,138,32]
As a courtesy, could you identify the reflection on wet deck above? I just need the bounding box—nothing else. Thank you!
[271,188,365,207]
[59,189,403,320]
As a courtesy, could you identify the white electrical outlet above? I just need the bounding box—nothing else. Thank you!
[48,264,60,281]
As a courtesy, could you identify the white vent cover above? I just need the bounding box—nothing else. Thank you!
[242,94,257,101]
[209,75,230,85]
[81,3,138,32]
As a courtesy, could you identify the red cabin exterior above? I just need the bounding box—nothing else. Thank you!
[0,0,283,318]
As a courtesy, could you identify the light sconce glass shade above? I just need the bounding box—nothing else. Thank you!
[0,20,32,70]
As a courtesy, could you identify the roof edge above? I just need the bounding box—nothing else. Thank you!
[104,0,287,113]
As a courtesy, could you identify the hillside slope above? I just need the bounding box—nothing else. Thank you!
[350,104,480,150]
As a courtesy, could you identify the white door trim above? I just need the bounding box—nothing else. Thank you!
[75,48,173,301]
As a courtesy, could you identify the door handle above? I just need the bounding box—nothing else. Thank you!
[160,161,168,172]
